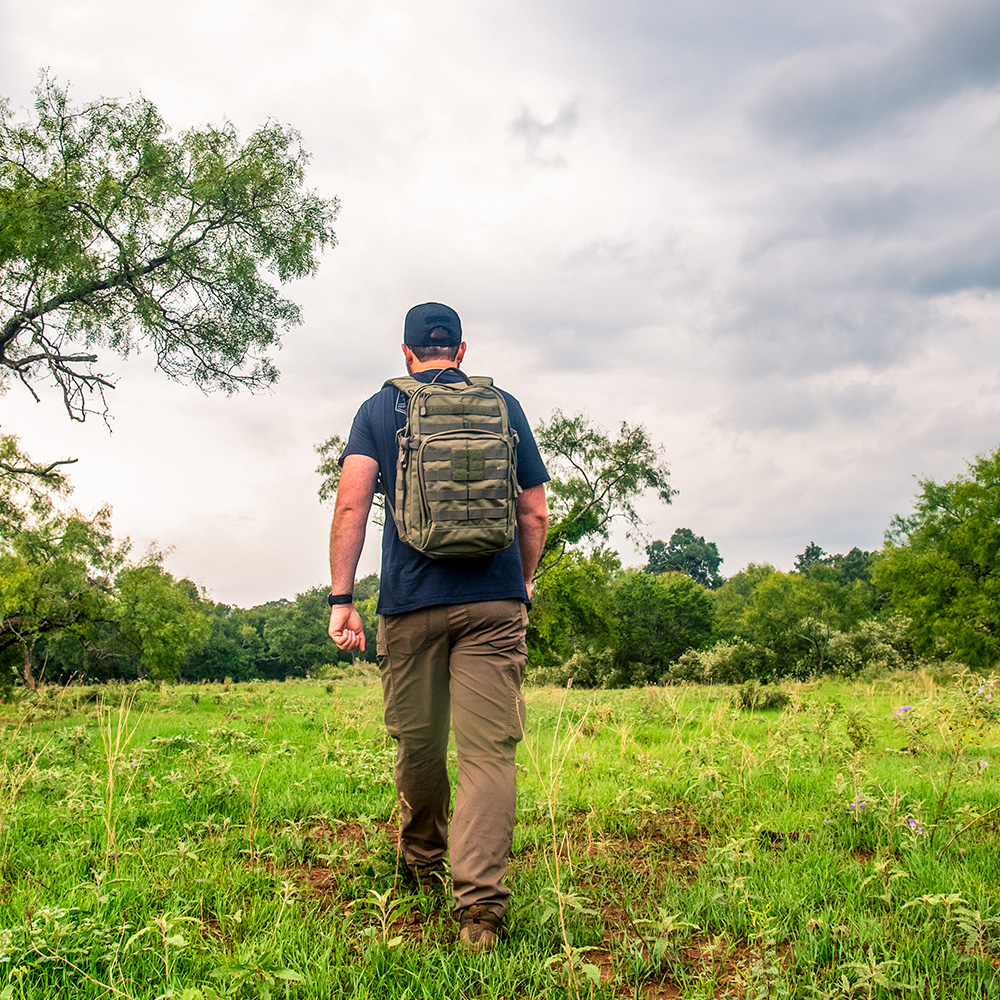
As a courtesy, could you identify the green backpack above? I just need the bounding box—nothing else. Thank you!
[385,369,520,559]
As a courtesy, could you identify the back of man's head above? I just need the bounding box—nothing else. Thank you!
[404,302,463,362]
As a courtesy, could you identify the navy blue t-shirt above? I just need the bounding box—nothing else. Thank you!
[340,369,550,615]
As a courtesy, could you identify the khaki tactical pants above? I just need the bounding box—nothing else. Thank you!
[376,599,528,915]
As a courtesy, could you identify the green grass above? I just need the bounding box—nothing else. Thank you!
[0,669,997,998]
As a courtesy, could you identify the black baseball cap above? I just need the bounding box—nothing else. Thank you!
[403,302,463,347]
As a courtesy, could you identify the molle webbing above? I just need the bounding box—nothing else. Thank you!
[421,402,501,417]
[430,508,510,521]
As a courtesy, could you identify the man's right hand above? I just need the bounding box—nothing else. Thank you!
[329,605,366,652]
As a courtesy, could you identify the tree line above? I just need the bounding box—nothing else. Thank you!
[6,420,1000,690]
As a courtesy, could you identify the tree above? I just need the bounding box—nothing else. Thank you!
[315,434,347,504]
[1,74,338,424]
[609,570,715,685]
[315,434,387,529]
[110,564,209,680]
[184,601,265,682]
[738,572,826,677]
[794,542,829,573]
[526,547,620,679]
[645,528,723,588]
[711,562,777,640]
[0,505,120,689]
[535,410,675,570]
[252,585,345,677]
[872,445,1000,668]
[2,437,218,686]
[352,572,380,659]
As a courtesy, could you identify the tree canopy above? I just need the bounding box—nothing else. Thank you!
[534,409,675,570]
[1,74,338,423]
[0,502,119,689]
[645,527,723,588]
[872,445,1000,668]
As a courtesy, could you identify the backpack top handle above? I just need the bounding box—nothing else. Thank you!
[429,366,472,385]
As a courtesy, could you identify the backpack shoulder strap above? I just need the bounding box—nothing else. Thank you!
[383,376,422,395]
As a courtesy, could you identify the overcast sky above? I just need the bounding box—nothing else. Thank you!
[2,0,999,607]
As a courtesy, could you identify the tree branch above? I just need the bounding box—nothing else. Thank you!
[0,456,78,479]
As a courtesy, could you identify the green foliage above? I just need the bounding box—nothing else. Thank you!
[183,578,384,684]
[251,586,342,678]
[666,617,920,686]
[739,572,827,674]
[872,443,1000,668]
[184,601,266,682]
[353,573,380,656]
[706,552,891,680]
[527,548,619,679]
[535,410,675,570]
[734,679,790,711]
[0,502,120,689]
[1,450,301,686]
[645,527,723,588]
[794,541,828,572]
[111,564,210,681]
[609,570,715,685]
[670,639,777,685]
[0,432,75,535]
[1,73,338,420]
[315,434,347,505]
[825,617,917,677]
[712,562,777,639]
[528,557,715,687]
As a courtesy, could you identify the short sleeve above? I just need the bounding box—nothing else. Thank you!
[503,392,550,490]
[339,397,380,466]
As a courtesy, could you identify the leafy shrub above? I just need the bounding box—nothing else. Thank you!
[667,640,777,685]
[825,616,917,676]
[529,645,616,688]
[734,679,790,711]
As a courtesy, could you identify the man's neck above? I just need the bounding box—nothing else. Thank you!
[406,360,458,375]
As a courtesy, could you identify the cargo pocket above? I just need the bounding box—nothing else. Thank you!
[505,666,527,743]
[483,604,527,743]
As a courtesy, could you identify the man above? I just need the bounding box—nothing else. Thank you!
[327,302,549,951]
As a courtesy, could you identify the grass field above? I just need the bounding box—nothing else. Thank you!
[1,668,998,999]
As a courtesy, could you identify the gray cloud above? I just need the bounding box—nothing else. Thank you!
[908,225,1000,295]
[715,375,896,434]
[744,180,920,259]
[753,0,1000,148]
[524,0,887,109]
[510,101,580,165]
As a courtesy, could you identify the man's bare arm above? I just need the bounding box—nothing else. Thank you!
[328,454,379,651]
[516,483,548,599]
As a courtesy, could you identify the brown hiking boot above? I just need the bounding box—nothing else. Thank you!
[457,904,507,952]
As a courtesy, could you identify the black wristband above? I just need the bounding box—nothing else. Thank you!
[328,592,354,606]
